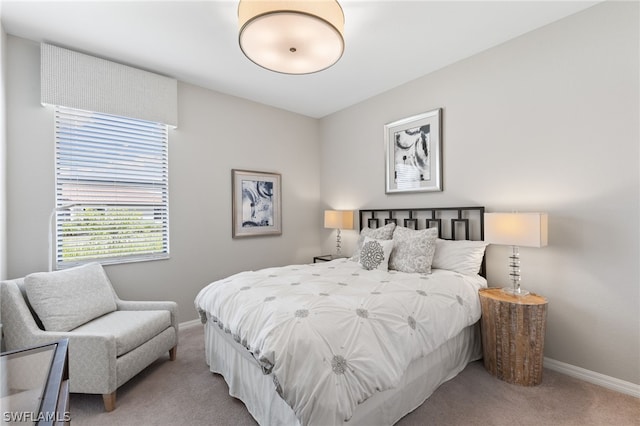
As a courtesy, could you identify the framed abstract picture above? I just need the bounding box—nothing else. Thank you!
[232,169,282,238]
[384,108,443,193]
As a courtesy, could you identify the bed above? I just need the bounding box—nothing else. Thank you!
[195,207,488,425]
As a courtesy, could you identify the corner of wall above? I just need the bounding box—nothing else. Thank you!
[0,20,7,350]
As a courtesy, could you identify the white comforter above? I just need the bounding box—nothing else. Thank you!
[195,259,486,425]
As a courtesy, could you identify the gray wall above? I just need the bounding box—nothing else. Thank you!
[1,21,7,280]
[320,1,639,384]
[6,36,322,323]
[1,19,7,350]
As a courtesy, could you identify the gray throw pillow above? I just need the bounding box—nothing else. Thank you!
[24,262,117,332]
[389,226,438,274]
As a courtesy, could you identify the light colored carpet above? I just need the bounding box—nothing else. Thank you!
[70,325,639,426]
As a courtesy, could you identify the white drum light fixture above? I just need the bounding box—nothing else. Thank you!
[238,0,345,74]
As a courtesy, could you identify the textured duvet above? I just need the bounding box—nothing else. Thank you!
[195,258,486,425]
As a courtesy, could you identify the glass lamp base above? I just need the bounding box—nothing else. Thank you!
[502,286,530,296]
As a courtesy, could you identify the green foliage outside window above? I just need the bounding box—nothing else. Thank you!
[59,207,165,261]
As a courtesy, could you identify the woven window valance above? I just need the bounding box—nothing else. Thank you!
[41,43,177,127]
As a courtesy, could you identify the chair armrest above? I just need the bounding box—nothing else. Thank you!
[64,332,118,394]
[4,327,117,394]
[116,300,178,329]
[5,327,111,348]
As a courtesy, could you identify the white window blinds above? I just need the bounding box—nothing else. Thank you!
[54,106,169,269]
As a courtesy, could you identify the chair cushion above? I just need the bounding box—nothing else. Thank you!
[73,310,172,356]
[24,263,117,332]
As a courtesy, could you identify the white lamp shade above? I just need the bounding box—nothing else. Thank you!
[484,212,548,248]
[324,210,353,230]
[238,0,345,74]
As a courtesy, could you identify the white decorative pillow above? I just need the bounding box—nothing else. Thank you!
[359,237,394,271]
[389,226,438,274]
[350,222,396,262]
[431,239,489,276]
[24,263,117,332]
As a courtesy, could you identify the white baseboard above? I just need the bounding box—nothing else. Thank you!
[179,319,202,330]
[544,357,640,398]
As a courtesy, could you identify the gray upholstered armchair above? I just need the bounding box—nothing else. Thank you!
[0,263,178,411]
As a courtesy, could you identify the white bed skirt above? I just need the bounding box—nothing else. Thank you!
[203,321,482,426]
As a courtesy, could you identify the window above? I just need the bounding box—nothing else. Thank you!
[54,106,169,269]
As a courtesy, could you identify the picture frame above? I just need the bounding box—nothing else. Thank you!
[232,169,282,238]
[384,108,443,193]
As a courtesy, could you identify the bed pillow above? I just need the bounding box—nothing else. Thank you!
[431,239,489,276]
[24,262,117,332]
[389,226,438,274]
[350,222,396,262]
[359,237,394,271]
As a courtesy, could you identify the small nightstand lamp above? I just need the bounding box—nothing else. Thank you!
[484,212,548,296]
[324,210,354,257]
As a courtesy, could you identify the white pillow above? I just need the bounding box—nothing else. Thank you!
[24,263,117,332]
[431,239,488,276]
[359,237,394,271]
[389,226,438,274]
[350,222,396,262]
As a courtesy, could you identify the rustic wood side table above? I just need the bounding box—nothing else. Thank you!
[479,287,548,386]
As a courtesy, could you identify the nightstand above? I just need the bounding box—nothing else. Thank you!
[479,287,548,386]
[314,254,333,263]
[313,254,344,263]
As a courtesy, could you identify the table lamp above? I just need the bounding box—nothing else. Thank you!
[484,212,548,296]
[324,210,354,257]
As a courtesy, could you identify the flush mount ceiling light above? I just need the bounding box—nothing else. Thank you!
[238,0,345,75]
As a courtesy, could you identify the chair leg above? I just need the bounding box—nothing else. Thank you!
[169,345,177,361]
[103,392,116,412]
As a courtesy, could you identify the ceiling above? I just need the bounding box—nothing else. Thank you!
[1,1,601,118]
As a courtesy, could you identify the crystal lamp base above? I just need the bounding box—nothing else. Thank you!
[502,286,530,297]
